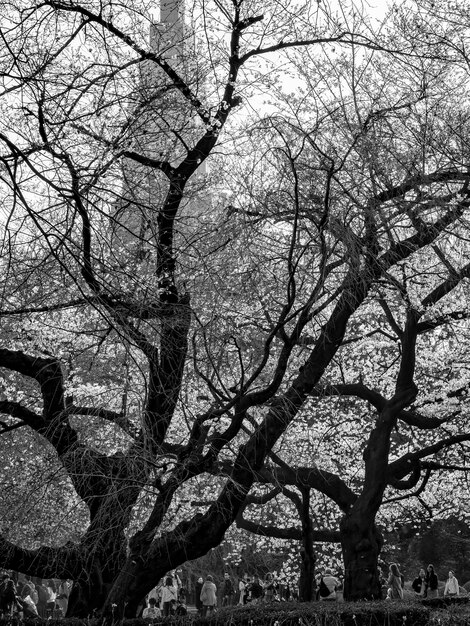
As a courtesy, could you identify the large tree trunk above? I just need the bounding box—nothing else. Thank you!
[340,510,383,601]
[67,567,111,618]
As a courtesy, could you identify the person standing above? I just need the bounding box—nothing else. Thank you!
[222,573,234,606]
[412,569,426,596]
[444,571,459,597]
[200,575,217,617]
[36,582,49,618]
[56,580,71,616]
[45,581,57,617]
[263,573,278,602]
[195,577,204,614]
[238,576,246,605]
[0,577,18,617]
[387,564,403,600]
[249,576,264,604]
[424,564,439,599]
[161,576,177,617]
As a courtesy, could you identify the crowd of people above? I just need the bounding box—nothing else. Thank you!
[142,568,341,619]
[0,563,463,620]
[141,563,464,619]
[0,573,71,619]
[142,570,295,619]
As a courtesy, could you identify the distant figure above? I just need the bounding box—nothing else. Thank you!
[424,564,439,599]
[249,576,264,604]
[18,595,39,618]
[444,571,459,597]
[175,599,188,616]
[387,563,403,600]
[161,576,177,617]
[36,582,49,617]
[0,574,11,612]
[200,574,217,617]
[320,568,339,601]
[169,570,182,597]
[0,578,18,616]
[238,576,246,605]
[222,573,234,606]
[314,572,323,601]
[263,573,278,602]
[46,580,57,616]
[36,585,49,618]
[56,580,71,616]
[195,577,204,614]
[378,567,387,598]
[142,597,161,621]
[244,576,252,603]
[147,583,161,607]
[412,569,426,596]
[20,577,34,601]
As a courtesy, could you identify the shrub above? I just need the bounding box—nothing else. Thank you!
[161,600,429,626]
[0,601,431,626]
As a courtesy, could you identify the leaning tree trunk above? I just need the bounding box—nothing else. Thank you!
[340,509,383,601]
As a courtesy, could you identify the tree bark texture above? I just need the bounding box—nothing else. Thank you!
[340,512,384,601]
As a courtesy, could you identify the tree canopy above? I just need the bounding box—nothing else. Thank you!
[1,0,470,614]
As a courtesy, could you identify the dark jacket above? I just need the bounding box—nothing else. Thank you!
[412,576,424,594]
[222,579,234,596]
[249,581,263,599]
[425,571,438,591]
[195,582,203,610]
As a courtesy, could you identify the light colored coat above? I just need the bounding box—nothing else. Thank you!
[444,576,459,596]
[160,585,177,604]
[200,581,217,606]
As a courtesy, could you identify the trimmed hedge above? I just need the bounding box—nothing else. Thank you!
[0,601,431,626]
[0,600,430,626]
[209,601,430,626]
[422,597,469,609]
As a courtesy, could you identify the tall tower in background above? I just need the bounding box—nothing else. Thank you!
[112,0,202,261]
